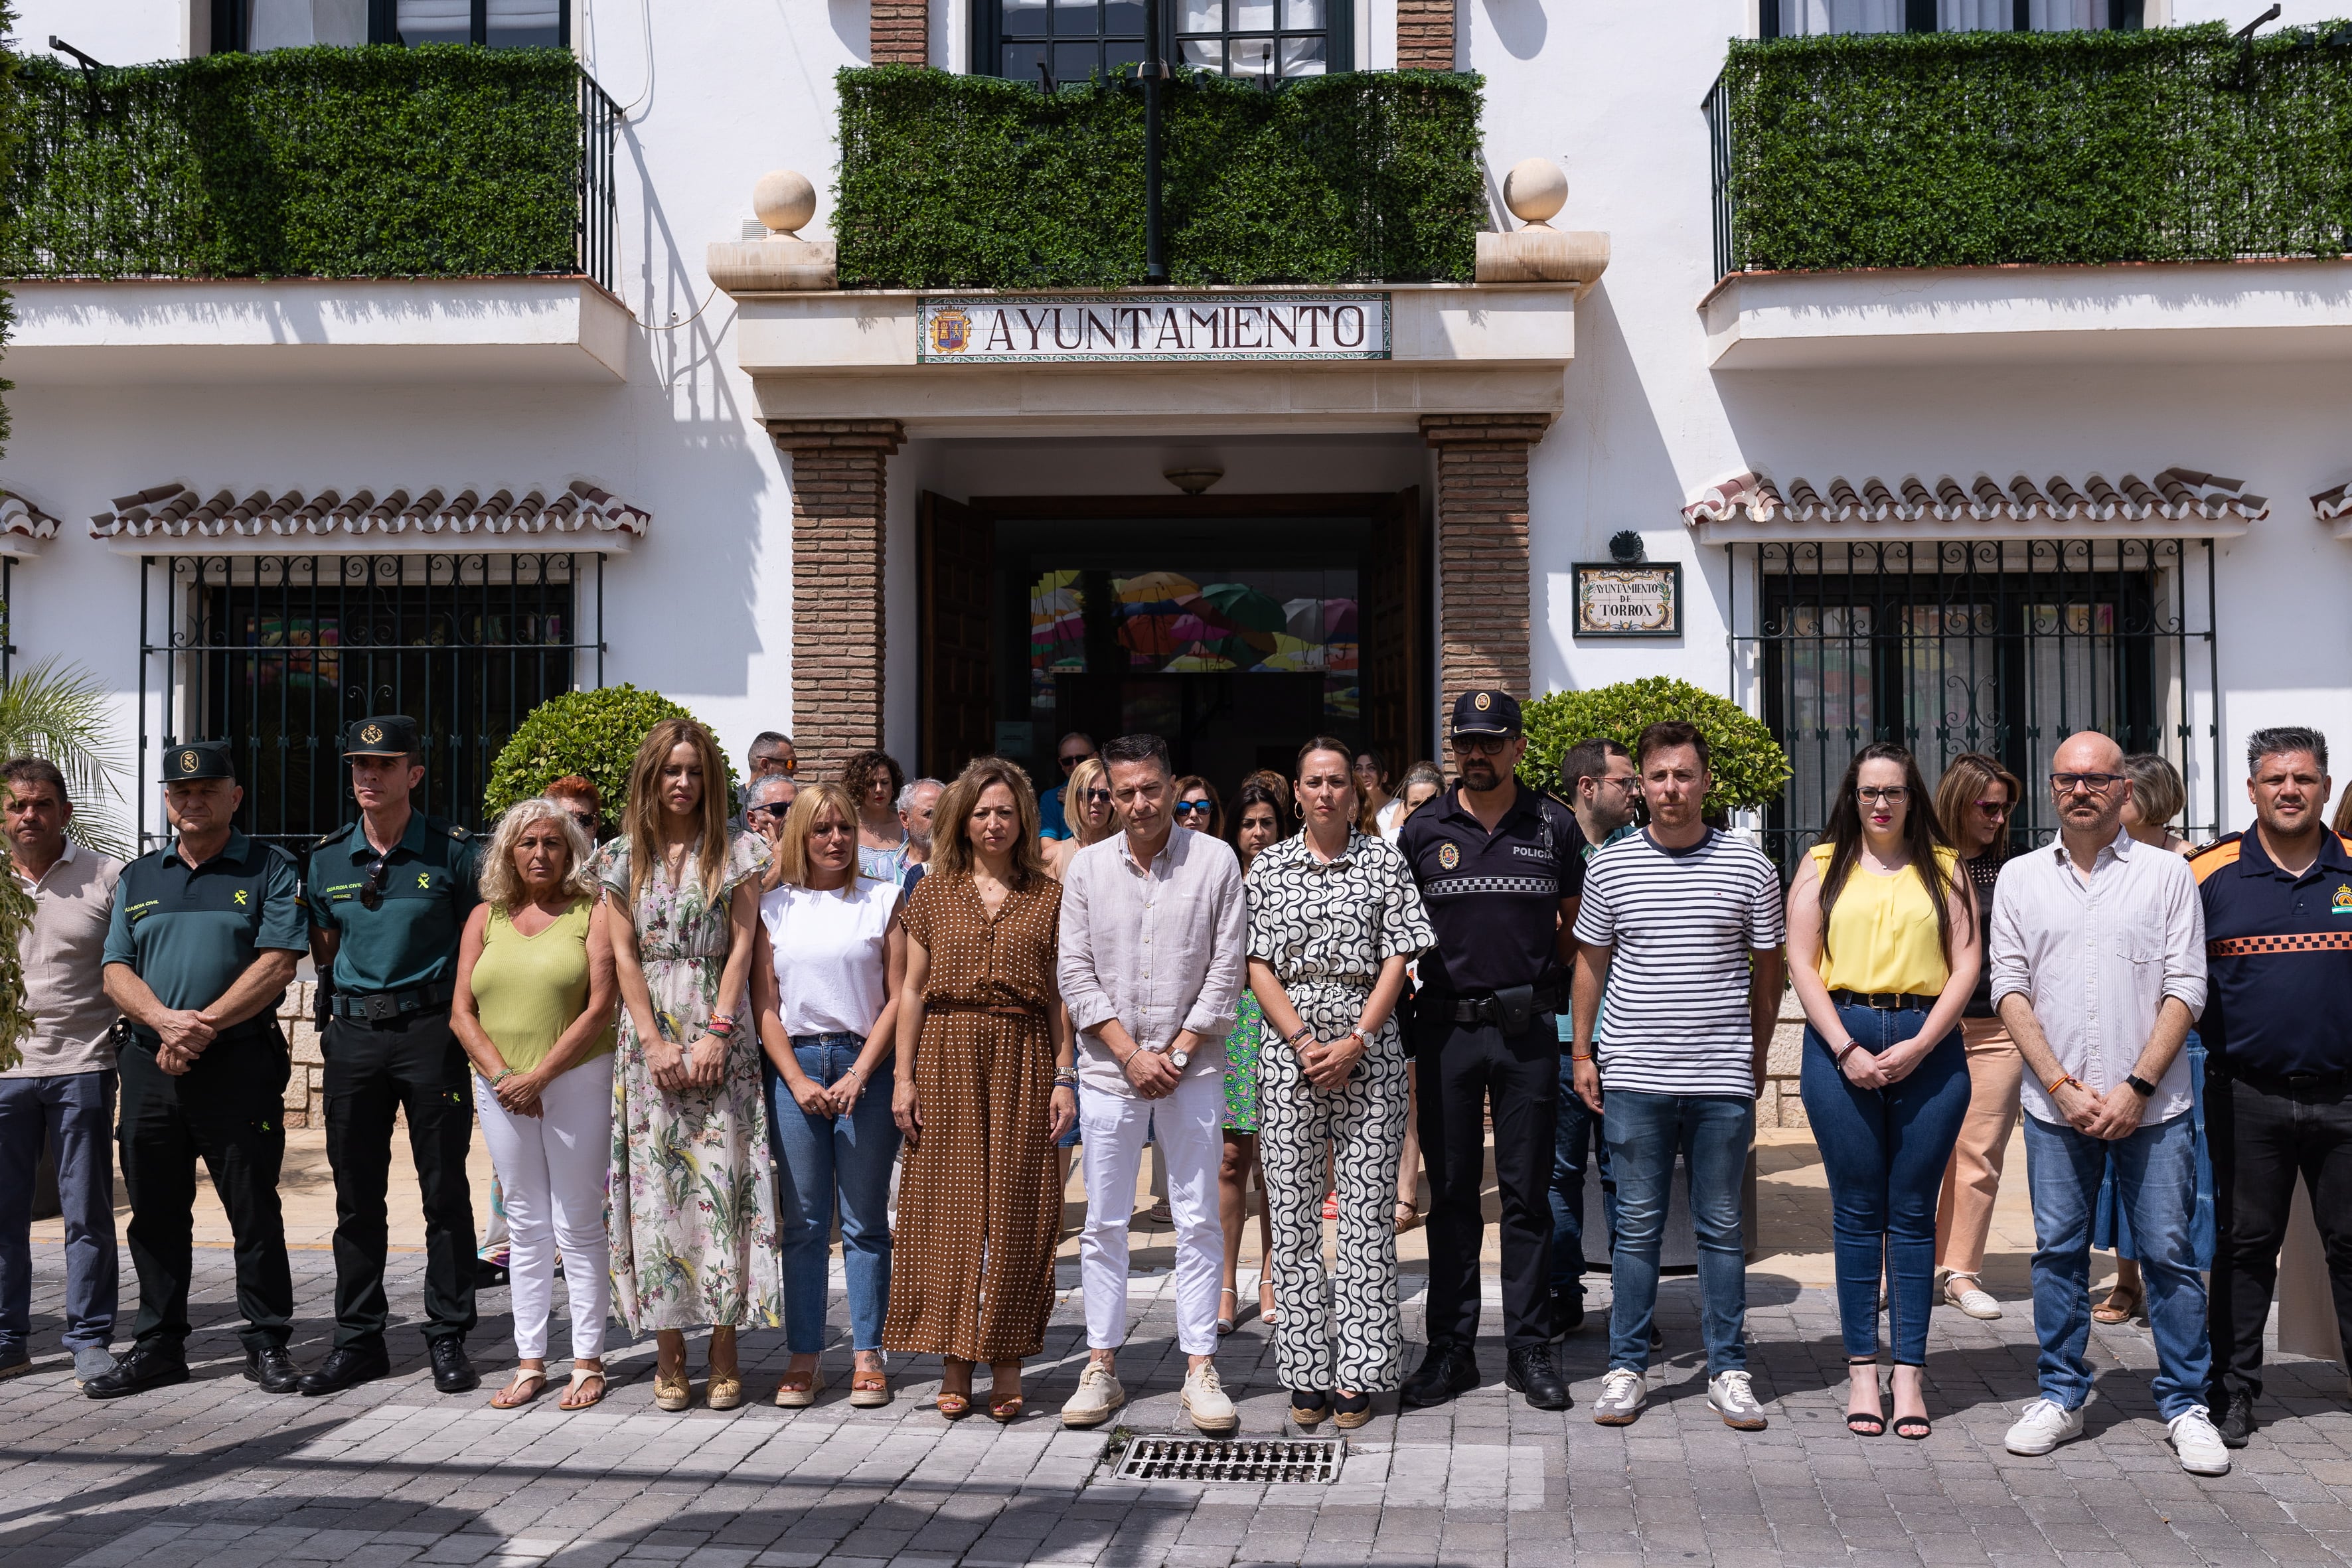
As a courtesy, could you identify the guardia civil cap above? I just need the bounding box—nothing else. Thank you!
[342,714,420,757]
[1449,688,1522,738]
[159,740,236,782]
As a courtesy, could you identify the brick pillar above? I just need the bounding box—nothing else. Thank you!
[1396,0,1456,69]
[770,420,905,779]
[870,0,929,64]
[1421,413,1552,702]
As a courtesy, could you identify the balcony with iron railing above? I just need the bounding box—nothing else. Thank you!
[1699,24,2352,369]
[1,44,631,384]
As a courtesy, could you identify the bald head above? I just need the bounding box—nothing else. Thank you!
[2050,730,2130,844]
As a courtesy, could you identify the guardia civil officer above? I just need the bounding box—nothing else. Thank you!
[300,716,485,1397]
[86,742,308,1399]
[1396,690,1584,1411]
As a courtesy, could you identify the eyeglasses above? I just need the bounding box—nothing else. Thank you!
[1172,801,1215,818]
[2051,771,2125,794]
[1059,753,1093,771]
[568,813,597,833]
[358,856,390,911]
[1451,735,1514,757]
[1857,786,1909,805]
[1974,799,2013,818]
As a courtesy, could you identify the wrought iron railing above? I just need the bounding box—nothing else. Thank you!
[135,551,606,856]
[1728,538,2220,876]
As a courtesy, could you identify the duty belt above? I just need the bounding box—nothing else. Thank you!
[1438,982,1565,1026]
[1830,988,1940,1010]
[332,979,454,1023]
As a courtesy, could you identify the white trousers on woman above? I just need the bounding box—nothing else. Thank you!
[1079,1063,1225,1357]
[475,1055,614,1361]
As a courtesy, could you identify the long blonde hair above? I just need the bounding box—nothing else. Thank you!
[623,717,734,911]
[770,782,860,890]
[479,797,595,914]
[931,757,1050,888]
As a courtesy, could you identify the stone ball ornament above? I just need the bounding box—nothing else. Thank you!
[1503,157,1567,228]
[753,168,817,238]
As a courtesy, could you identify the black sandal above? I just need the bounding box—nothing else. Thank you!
[1891,1364,1930,1439]
[1845,1357,1885,1437]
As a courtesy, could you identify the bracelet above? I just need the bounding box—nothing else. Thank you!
[1571,1052,1593,1063]
[490,1067,517,1085]
[1285,1023,1314,1046]
[1052,1069,1077,1085]
[706,1014,737,1038]
[1832,1041,1860,1069]
[2045,1071,2083,1096]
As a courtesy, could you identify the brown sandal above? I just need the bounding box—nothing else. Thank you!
[1395,1200,1422,1234]
[849,1362,891,1408]
[2092,1285,2141,1325]
[986,1361,1024,1423]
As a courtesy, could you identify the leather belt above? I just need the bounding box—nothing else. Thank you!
[1831,988,1939,1011]
[2217,1064,2352,1098]
[929,1000,1042,1018]
[332,979,455,1023]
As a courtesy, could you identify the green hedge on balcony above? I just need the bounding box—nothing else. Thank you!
[835,65,1484,289]
[1721,23,2352,273]
[3,45,581,279]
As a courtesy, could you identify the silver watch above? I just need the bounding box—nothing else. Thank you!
[1169,1046,1191,1069]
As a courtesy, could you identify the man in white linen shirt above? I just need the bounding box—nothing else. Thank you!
[1990,730,2226,1476]
[1056,732,1247,1435]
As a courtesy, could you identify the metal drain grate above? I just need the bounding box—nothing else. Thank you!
[1113,1435,1344,1483]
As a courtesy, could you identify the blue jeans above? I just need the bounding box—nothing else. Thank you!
[1550,1061,1616,1296]
[0,1071,118,1356]
[1605,1089,1752,1374]
[2092,1032,2216,1270]
[763,1036,901,1355]
[2023,1110,2208,1421]
[1798,1003,1970,1364]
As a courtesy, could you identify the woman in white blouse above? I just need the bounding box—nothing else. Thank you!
[751,781,908,1408]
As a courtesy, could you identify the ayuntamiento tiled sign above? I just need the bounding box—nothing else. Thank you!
[917,293,1391,364]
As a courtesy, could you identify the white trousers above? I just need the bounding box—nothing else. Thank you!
[475,1054,614,1362]
[1080,1065,1224,1356]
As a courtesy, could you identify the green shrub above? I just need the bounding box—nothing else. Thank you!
[1721,23,2352,273]
[483,685,740,831]
[1518,678,1791,814]
[5,44,580,279]
[834,64,1484,289]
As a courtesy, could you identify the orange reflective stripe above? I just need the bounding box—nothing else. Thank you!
[2207,931,2352,956]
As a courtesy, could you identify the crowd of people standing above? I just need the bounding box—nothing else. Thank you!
[7,695,2352,1482]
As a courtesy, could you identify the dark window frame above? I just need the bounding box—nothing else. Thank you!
[209,0,573,52]
[1759,1,2142,40]
[971,0,1352,85]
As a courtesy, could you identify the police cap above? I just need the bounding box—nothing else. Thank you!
[1449,688,1522,738]
[343,714,421,758]
[159,740,236,783]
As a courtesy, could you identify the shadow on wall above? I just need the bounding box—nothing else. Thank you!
[1481,0,1547,61]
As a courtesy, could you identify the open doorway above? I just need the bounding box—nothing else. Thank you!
[919,491,1429,801]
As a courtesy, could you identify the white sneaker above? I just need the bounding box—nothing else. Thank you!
[1943,1275,2003,1320]
[1060,1361,1126,1428]
[2169,1408,2232,1476]
[2005,1394,2088,1455]
[1180,1362,1239,1435]
[1708,1370,1768,1431]
[1592,1367,1647,1426]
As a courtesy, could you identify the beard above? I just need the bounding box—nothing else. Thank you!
[1460,757,1500,791]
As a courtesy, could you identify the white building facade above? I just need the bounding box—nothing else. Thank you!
[5,0,2346,878]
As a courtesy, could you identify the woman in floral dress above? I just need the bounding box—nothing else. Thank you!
[599,717,778,1411]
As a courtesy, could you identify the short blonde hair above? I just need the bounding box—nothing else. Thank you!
[770,782,860,889]
[2122,752,2186,831]
[481,797,595,913]
[1064,755,1118,846]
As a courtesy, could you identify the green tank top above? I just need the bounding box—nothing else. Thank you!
[471,900,611,1073]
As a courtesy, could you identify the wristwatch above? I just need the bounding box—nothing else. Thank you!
[1170,1045,1191,1069]
[2124,1073,2156,1099]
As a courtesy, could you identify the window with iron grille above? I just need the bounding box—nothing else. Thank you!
[979,0,1348,85]
[1761,1,2142,36]
[137,552,605,856]
[1730,538,2218,876]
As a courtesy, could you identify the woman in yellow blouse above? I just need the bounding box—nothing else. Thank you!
[1786,742,1979,1443]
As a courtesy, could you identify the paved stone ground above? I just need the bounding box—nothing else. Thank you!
[8,1235,2352,1568]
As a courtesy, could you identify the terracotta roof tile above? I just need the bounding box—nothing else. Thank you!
[88,480,651,542]
[1683,467,2266,528]
[0,492,60,542]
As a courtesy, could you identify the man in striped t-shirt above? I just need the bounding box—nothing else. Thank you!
[1570,721,1785,1431]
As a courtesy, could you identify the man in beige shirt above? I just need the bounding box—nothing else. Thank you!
[2,757,125,1385]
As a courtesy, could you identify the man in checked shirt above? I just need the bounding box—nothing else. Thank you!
[2195,727,2352,1450]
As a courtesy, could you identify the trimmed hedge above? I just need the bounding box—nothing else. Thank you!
[1518,678,1792,815]
[835,64,1484,289]
[4,44,582,279]
[483,685,742,834]
[1722,23,2352,272]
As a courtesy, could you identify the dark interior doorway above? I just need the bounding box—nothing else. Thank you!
[918,491,1428,803]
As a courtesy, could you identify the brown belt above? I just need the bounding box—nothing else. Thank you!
[928,1000,1043,1018]
[2209,932,2352,956]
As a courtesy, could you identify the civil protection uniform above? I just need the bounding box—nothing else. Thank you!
[306,716,484,1355]
[104,743,307,1359]
[2195,828,2352,1413]
[1395,691,1585,1363]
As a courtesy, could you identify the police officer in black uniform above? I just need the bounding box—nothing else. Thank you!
[298,716,485,1396]
[87,742,309,1399]
[1396,690,1584,1411]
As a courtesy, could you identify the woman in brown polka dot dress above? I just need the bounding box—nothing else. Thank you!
[885,757,1078,1421]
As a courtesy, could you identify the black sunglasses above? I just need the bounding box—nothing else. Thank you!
[1173,801,1215,817]
[1059,753,1093,771]
[358,856,390,911]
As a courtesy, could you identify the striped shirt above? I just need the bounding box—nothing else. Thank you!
[1573,827,1786,1097]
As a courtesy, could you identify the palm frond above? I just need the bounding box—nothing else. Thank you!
[0,656,131,858]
